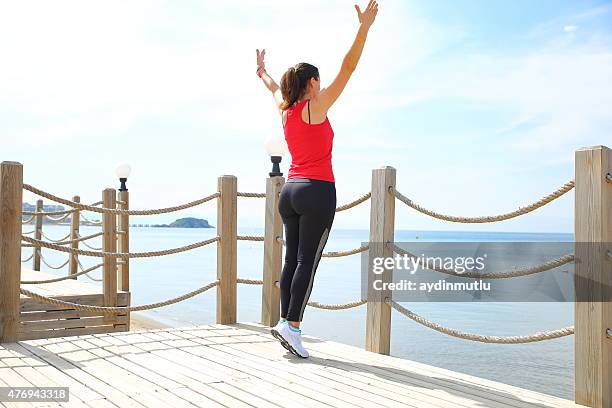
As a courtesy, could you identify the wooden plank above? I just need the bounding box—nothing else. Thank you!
[18,340,148,408]
[365,166,396,355]
[574,145,612,408]
[18,324,127,341]
[20,315,128,331]
[261,176,284,326]
[0,161,23,343]
[96,331,257,407]
[20,293,129,312]
[238,322,581,408]
[29,336,193,408]
[20,309,122,322]
[216,175,237,324]
[6,343,106,405]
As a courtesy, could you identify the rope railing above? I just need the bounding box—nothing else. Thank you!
[388,242,574,279]
[21,253,34,263]
[80,213,102,225]
[322,244,369,258]
[237,277,264,285]
[53,231,104,246]
[307,299,367,310]
[237,192,266,198]
[78,259,103,282]
[20,280,219,313]
[336,192,371,212]
[237,235,265,242]
[21,262,104,284]
[21,215,35,224]
[21,235,220,259]
[22,229,35,235]
[40,231,72,243]
[43,212,72,222]
[39,253,70,270]
[387,299,574,344]
[391,180,575,223]
[276,237,368,258]
[23,184,220,215]
[22,208,76,216]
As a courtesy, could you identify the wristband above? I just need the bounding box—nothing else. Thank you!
[256,67,265,78]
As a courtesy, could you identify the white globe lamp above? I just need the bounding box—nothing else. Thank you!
[115,163,132,191]
[264,135,287,177]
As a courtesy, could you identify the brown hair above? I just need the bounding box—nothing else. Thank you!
[279,62,319,111]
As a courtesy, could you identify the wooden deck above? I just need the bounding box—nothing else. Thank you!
[0,322,584,408]
[19,269,129,341]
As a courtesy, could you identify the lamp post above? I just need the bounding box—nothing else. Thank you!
[115,163,131,191]
[264,135,287,177]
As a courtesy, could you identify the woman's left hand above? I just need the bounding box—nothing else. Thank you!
[256,48,266,72]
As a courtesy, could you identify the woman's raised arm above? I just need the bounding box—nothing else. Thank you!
[256,48,284,113]
[315,1,379,112]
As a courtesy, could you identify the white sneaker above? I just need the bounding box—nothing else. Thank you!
[270,319,295,355]
[276,322,309,358]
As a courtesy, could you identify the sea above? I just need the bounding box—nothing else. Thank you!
[23,225,575,400]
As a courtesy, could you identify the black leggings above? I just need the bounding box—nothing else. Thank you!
[278,178,336,322]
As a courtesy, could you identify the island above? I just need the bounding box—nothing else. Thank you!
[150,217,213,228]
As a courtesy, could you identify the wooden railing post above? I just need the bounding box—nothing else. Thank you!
[365,166,396,355]
[216,175,237,324]
[0,161,23,343]
[117,189,130,330]
[32,199,43,271]
[69,195,80,279]
[102,188,117,325]
[261,176,285,326]
[117,190,130,292]
[574,145,612,408]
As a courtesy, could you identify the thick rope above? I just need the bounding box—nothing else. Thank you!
[78,259,103,282]
[388,243,574,279]
[237,278,264,285]
[336,192,371,212]
[40,253,70,270]
[387,299,574,343]
[237,192,266,198]
[22,235,220,258]
[22,215,35,224]
[22,209,76,216]
[392,180,575,223]
[237,235,265,242]
[20,280,219,313]
[51,231,104,246]
[23,184,220,215]
[44,213,72,222]
[40,231,72,243]
[21,262,104,284]
[21,253,34,263]
[322,244,369,258]
[80,213,103,225]
[307,299,367,310]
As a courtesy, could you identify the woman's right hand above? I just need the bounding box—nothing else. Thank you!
[354,0,379,29]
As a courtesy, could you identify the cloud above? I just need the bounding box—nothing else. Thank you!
[563,25,578,33]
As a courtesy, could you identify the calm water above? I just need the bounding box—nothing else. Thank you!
[25,225,574,400]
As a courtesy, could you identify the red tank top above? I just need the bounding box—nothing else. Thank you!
[283,99,335,182]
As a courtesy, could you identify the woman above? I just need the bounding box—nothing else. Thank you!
[256,0,379,358]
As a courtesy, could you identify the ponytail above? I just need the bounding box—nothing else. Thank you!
[280,63,319,111]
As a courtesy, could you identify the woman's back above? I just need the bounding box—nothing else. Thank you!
[283,99,335,182]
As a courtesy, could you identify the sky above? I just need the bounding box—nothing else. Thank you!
[1,0,611,232]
